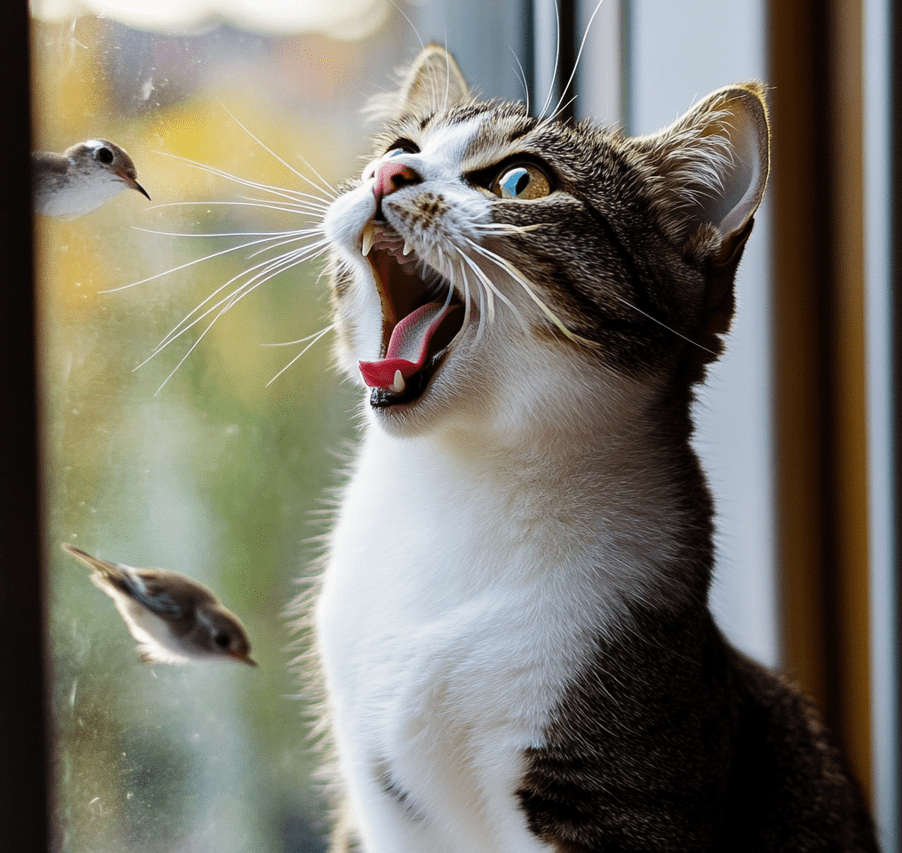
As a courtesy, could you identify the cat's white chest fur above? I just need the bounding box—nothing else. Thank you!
[316,423,672,853]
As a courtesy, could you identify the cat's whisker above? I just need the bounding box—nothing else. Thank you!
[245,232,328,261]
[132,225,324,242]
[218,103,340,201]
[102,231,307,293]
[440,41,455,113]
[508,45,531,115]
[260,323,336,348]
[547,0,608,122]
[144,240,329,364]
[460,260,488,344]
[611,294,718,356]
[146,198,330,216]
[144,248,317,380]
[456,246,529,333]
[543,94,579,126]
[538,0,563,120]
[154,150,333,207]
[140,235,326,350]
[151,294,236,395]
[386,0,426,55]
[478,264,496,327]
[455,242,502,320]
[233,197,330,216]
[471,244,594,347]
[474,222,545,237]
[265,323,335,387]
[455,259,474,337]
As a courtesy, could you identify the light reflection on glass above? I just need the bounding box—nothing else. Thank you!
[34,8,416,851]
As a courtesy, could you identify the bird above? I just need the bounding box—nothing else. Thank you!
[33,139,150,218]
[62,543,257,666]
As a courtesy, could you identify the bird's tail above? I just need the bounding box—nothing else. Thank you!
[61,543,124,583]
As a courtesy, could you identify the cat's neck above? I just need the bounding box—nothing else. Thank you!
[355,382,714,609]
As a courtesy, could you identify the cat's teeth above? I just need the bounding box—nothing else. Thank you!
[361,222,375,256]
[402,241,413,256]
[390,370,406,394]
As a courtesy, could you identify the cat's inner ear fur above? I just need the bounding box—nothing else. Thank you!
[368,45,471,123]
[639,83,770,257]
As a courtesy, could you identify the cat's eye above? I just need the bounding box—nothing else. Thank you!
[491,163,551,200]
[385,139,419,157]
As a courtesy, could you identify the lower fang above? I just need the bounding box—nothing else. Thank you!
[390,370,406,393]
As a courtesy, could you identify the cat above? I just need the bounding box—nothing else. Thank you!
[312,45,879,852]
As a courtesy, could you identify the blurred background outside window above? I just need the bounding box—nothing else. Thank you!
[21,0,898,850]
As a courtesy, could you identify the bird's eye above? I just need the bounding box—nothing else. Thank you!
[214,632,231,649]
[491,163,551,200]
[96,147,114,165]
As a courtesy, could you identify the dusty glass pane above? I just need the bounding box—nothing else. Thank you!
[31,7,418,851]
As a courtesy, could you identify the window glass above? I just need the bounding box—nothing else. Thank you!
[31,4,418,849]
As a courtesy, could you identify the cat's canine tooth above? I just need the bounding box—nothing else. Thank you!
[403,241,414,256]
[390,370,406,394]
[361,222,375,256]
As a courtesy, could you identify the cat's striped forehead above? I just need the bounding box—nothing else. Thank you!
[372,102,579,172]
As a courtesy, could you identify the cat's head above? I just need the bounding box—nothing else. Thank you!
[323,46,769,440]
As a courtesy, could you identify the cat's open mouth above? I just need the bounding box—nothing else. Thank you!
[358,223,464,407]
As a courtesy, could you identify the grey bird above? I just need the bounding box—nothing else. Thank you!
[33,139,150,218]
[62,543,257,666]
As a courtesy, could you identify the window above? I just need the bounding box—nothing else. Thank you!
[8,0,896,850]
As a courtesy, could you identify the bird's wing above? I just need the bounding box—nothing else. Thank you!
[118,570,186,619]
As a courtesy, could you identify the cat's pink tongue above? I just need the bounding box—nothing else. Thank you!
[359,302,454,389]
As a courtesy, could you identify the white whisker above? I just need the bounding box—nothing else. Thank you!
[265,324,335,387]
[132,225,324,241]
[146,198,330,216]
[474,221,545,236]
[103,231,305,293]
[610,295,717,355]
[508,45,531,115]
[549,0,607,121]
[142,240,329,364]
[458,258,486,344]
[544,95,579,125]
[455,243,529,333]
[471,244,593,346]
[233,197,330,215]
[245,233,327,261]
[154,150,332,207]
[218,102,340,201]
[539,0,563,119]
[261,324,336,347]
[151,298,232,395]
[387,0,426,53]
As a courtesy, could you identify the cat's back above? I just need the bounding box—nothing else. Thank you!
[722,649,878,852]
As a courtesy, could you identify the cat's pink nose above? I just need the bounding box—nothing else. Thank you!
[373,161,420,201]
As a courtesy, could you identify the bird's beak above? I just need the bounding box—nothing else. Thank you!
[231,651,258,667]
[61,542,115,573]
[118,171,151,200]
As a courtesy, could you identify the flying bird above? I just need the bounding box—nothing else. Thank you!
[62,543,257,666]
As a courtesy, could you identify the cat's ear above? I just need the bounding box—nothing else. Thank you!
[638,83,769,253]
[368,45,471,123]
[400,45,471,114]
